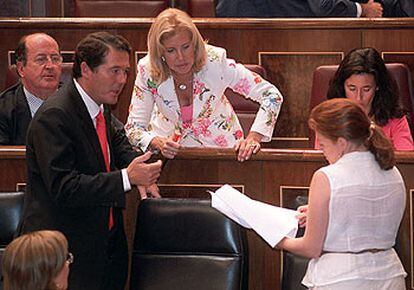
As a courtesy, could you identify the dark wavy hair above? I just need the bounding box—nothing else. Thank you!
[73,31,131,79]
[327,47,403,126]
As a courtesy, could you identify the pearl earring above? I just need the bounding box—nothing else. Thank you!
[161,56,166,62]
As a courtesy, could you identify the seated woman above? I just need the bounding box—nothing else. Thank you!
[125,8,283,162]
[324,47,414,150]
[2,230,72,290]
[279,98,407,289]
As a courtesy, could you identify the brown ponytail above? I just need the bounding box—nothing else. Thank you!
[309,99,395,170]
[365,123,395,170]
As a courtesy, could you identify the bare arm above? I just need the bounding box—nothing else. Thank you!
[277,171,330,258]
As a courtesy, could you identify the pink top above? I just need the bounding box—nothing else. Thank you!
[314,116,414,151]
[381,116,414,151]
[181,104,193,125]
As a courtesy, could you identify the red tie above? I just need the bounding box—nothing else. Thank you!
[96,111,114,230]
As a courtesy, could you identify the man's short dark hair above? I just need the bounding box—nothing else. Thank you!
[73,32,132,79]
[15,35,28,65]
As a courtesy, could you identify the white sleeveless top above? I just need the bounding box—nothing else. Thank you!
[302,151,407,287]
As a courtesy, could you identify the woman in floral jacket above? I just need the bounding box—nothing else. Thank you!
[125,8,283,161]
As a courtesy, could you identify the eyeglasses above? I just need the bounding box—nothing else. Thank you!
[33,54,63,66]
[66,252,74,264]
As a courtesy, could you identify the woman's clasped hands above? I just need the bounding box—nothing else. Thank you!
[150,134,181,159]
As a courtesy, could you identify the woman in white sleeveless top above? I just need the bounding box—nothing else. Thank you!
[278,98,407,289]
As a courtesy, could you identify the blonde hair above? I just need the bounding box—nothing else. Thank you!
[2,230,68,290]
[147,8,207,83]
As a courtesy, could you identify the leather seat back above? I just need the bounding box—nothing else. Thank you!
[74,0,168,17]
[0,191,25,289]
[130,198,249,290]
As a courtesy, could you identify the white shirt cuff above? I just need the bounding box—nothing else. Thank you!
[356,3,362,17]
[121,168,132,192]
[140,132,158,152]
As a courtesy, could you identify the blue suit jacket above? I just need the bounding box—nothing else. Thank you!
[216,0,381,17]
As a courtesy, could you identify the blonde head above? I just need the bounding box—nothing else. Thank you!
[2,230,69,290]
[147,8,207,83]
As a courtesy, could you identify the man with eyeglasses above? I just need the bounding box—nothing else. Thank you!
[0,32,62,145]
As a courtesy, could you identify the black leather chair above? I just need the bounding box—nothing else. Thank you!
[0,191,25,289]
[281,195,309,290]
[130,198,249,290]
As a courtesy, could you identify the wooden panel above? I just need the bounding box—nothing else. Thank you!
[259,52,342,141]
[363,30,414,52]
[0,147,26,191]
[159,183,244,198]
[1,147,413,289]
[2,18,414,143]
[280,186,309,209]
[383,52,414,105]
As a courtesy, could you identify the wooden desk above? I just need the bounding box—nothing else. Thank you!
[1,147,413,289]
[1,18,414,147]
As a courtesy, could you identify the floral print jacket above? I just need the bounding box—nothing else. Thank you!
[125,45,283,151]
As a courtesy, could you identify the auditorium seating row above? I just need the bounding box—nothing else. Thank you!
[68,0,216,17]
[1,148,413,289]
[0,190,310,290]
[5,61,413,147]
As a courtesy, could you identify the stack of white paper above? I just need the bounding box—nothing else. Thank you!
[210,184,298,248]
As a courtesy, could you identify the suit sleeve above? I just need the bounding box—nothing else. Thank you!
[28,107,127,208]
[110,113,140,169]
[307,0,358,16]
[383,0,414,16]
[0,110,11,144]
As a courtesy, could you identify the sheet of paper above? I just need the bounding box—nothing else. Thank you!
[210,184,298,248]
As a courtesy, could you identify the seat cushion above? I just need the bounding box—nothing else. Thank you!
[0,192,24,247]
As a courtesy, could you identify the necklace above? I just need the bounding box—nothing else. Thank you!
[173,73,193,91]
[178,83,187,90]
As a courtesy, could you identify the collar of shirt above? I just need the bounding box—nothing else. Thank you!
[23,86,44,117]
[73,78,103,127]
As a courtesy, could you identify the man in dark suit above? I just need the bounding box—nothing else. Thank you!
[383,0,414,16]
[216,0,383,17]
[0,33,62,145]
[18,32,162,290]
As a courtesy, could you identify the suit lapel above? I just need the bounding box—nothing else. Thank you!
[15,83,32,135]
[68,80,108,172]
